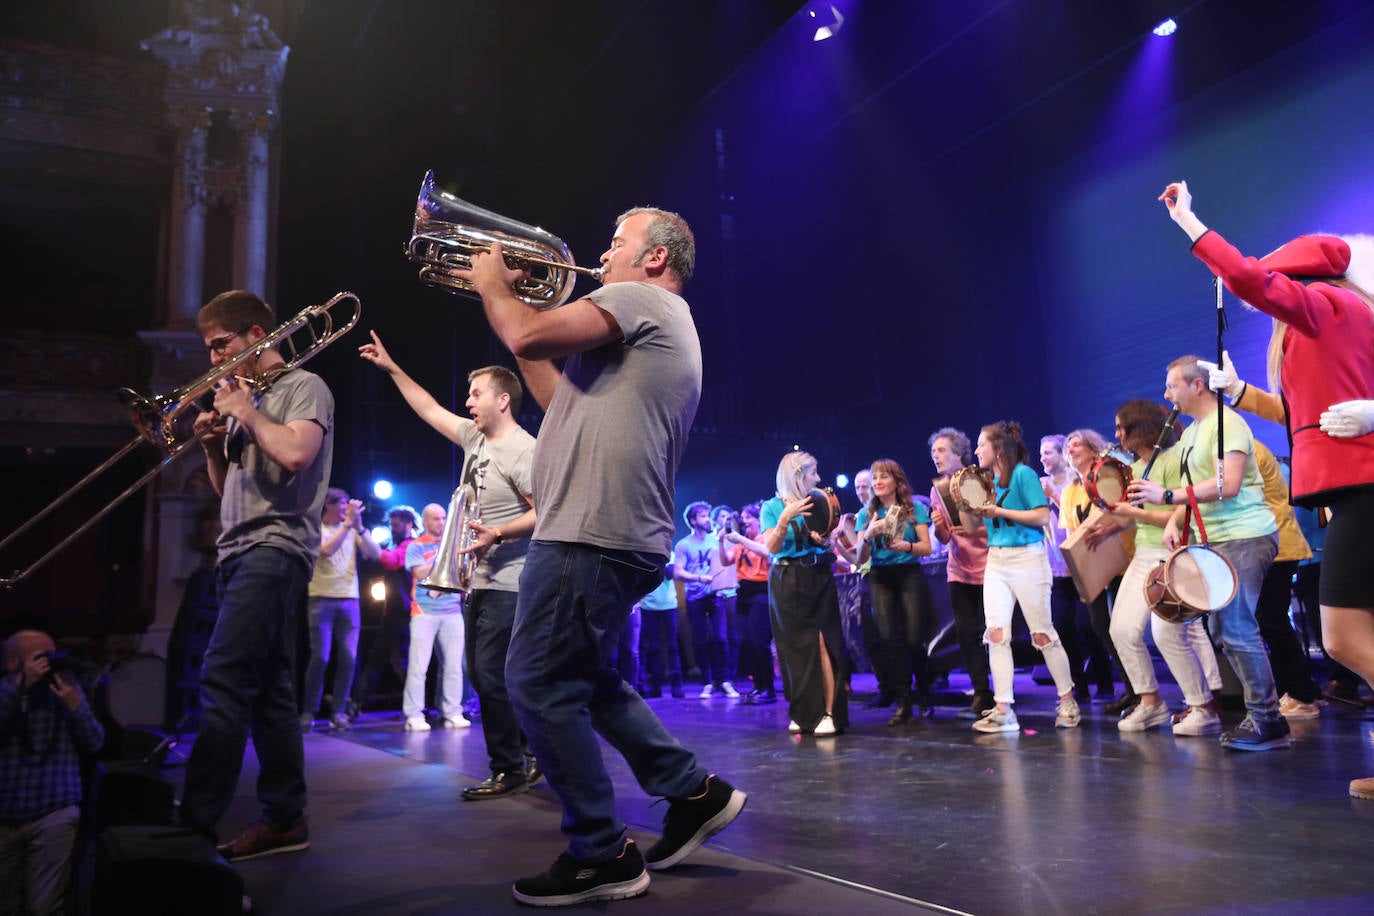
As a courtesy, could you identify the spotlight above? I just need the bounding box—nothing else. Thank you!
[369,580,387,602]
[835,473,850,489]
[1152,18,1177,37]
[370,525,390,544]
[372,479,393,499]
[812,4,844,42]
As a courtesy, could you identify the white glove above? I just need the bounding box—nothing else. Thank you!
[1195,350,1244,400]
[1320,400,1374,438]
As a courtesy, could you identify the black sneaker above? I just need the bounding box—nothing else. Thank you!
[511,840,649,907]
[1220,714,1292,751]
[644,775,747,871]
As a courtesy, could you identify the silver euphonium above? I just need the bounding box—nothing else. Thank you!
[419,468,486,595]
[406,170,603,309]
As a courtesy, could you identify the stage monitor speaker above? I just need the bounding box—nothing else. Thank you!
[93,826,242,916]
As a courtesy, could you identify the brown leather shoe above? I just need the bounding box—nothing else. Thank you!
[216,819,310,862]
[1349,777,1374,800]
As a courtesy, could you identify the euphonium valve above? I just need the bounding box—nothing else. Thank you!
[406,170,603,309]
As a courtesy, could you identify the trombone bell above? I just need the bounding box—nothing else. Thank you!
[406,170,602,309]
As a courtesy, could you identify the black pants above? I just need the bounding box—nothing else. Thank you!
[465,588,528,774]
[737,580,774,693]
[867,563,936,704]
[1254,559,1318,703]
[641,607,682,690]
[948,579,992,701]
[686,593,733,687]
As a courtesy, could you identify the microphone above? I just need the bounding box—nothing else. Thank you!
[1140,404,1182,482]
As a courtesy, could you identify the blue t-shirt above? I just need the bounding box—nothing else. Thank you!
[985,463,1048,548]
[760,496,829,560]
[855,501,931,567]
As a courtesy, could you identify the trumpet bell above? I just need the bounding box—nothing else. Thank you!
[407,170,601,309]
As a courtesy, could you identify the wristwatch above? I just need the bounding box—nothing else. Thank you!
[1162,489,1174,505]
[493,529,505,545]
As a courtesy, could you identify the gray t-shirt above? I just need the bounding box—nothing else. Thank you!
[216,368,334,571]
[455,419,535,592]
[531,281,702,559]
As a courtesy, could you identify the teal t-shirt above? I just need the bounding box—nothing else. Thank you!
[985,463,1048,548]
[760,496,829,560]
[855,501,930,567]
[1176,407,1277,542]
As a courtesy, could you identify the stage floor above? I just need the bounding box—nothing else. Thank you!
[200,673,1374,915]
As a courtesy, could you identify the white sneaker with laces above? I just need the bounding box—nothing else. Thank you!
[699,684,714,699]
[972,707,1019,733]
[1055,697,1081,728]
[721,681,740,698]
[787,720,801,734]
[812,714,837,736]
[1172,706,1222,736]
[1118,702,1172,732]
[443,715,472,729]
[404,717,431,732]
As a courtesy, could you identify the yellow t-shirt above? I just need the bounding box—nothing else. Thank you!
[1059,479,1137,557]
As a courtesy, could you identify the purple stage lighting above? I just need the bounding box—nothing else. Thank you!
[813,5,844,42]
[1152,18,1177,38]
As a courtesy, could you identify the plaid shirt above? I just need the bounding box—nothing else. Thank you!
[0,677,105,822]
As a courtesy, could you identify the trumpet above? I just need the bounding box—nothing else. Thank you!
[406,170,602,309]
[0,292,361,588]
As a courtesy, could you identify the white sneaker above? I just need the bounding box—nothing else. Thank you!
[699,684,714,699]
[404,717,431,732]
[1118,702,1172,732]
[721,681,740,698]
[788,720,802,734]
[443,715,471,729]
[1172,706,1222,736]
[1279,693,1320,720]
[812,714,837,736]
[972,707,1019,733]
[1055,697,1081,728]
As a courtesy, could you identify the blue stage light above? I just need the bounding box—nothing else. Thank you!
[835,473,850,489]
[1152,18,1177,37]
[373,479,393,500]
[370,525,390,545]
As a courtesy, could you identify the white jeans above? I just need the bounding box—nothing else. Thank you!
[1109,545,1222,705]
[983,542,1076,704]
[404,610,465,719]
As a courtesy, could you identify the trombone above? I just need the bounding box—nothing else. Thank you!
[0,291,361,589]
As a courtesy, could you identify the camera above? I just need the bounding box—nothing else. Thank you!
[35,649,70,689]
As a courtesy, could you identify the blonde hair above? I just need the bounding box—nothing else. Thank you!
[775,450,817,501]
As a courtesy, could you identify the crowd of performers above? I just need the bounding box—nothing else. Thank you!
[665,183,1374,800]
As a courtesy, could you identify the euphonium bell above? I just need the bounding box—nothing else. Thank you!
[419,468,486,596]
[406,170,603,309]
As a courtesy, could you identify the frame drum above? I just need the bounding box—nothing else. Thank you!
[1085,455,1132,510]
[803,487,842,538]
[1144,544,1238,624]
[949,466,995,512]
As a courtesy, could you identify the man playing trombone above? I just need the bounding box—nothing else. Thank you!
[183,290,335,863]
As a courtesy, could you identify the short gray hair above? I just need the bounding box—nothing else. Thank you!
[617,207,695,286]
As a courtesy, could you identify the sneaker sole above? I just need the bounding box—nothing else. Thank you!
[1221,737,1292,751]
[1172,725,1223,736]
[1350,784,1374,800]
[512,870,650,906]
[972,723,1019,733]
[645,789,748,872]
[220,839,310,863]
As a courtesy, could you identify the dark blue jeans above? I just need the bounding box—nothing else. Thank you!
[686,593,732,687]
[465,588,525,774]
[507,541,708,863]
[641,607,682,690]
[182,546,309,839]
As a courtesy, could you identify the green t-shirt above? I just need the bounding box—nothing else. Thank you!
[1130,447,1182,551]
[1176,407,1276,542]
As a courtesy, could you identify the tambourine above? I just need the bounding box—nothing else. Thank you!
[949,466,996,512]
[803,487,842,538]
[1144,544,1237,624]
[1085,448,1134,510]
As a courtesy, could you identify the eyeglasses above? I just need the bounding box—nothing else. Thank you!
[206,332,244,354]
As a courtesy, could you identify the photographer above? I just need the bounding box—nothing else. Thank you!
[1,630,105,915]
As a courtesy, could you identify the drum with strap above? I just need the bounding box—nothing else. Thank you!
[1144,486,1238,624]
[802,487,842,538]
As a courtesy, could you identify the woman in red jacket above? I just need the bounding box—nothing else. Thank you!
[1161,180,1374,797]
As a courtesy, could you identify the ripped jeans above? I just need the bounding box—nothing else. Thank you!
[983,542,1076,704]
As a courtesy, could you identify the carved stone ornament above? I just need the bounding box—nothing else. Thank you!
[141,1,289,112]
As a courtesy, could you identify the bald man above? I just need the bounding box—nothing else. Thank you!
[402,503,468,731]
[1,630,104,915]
